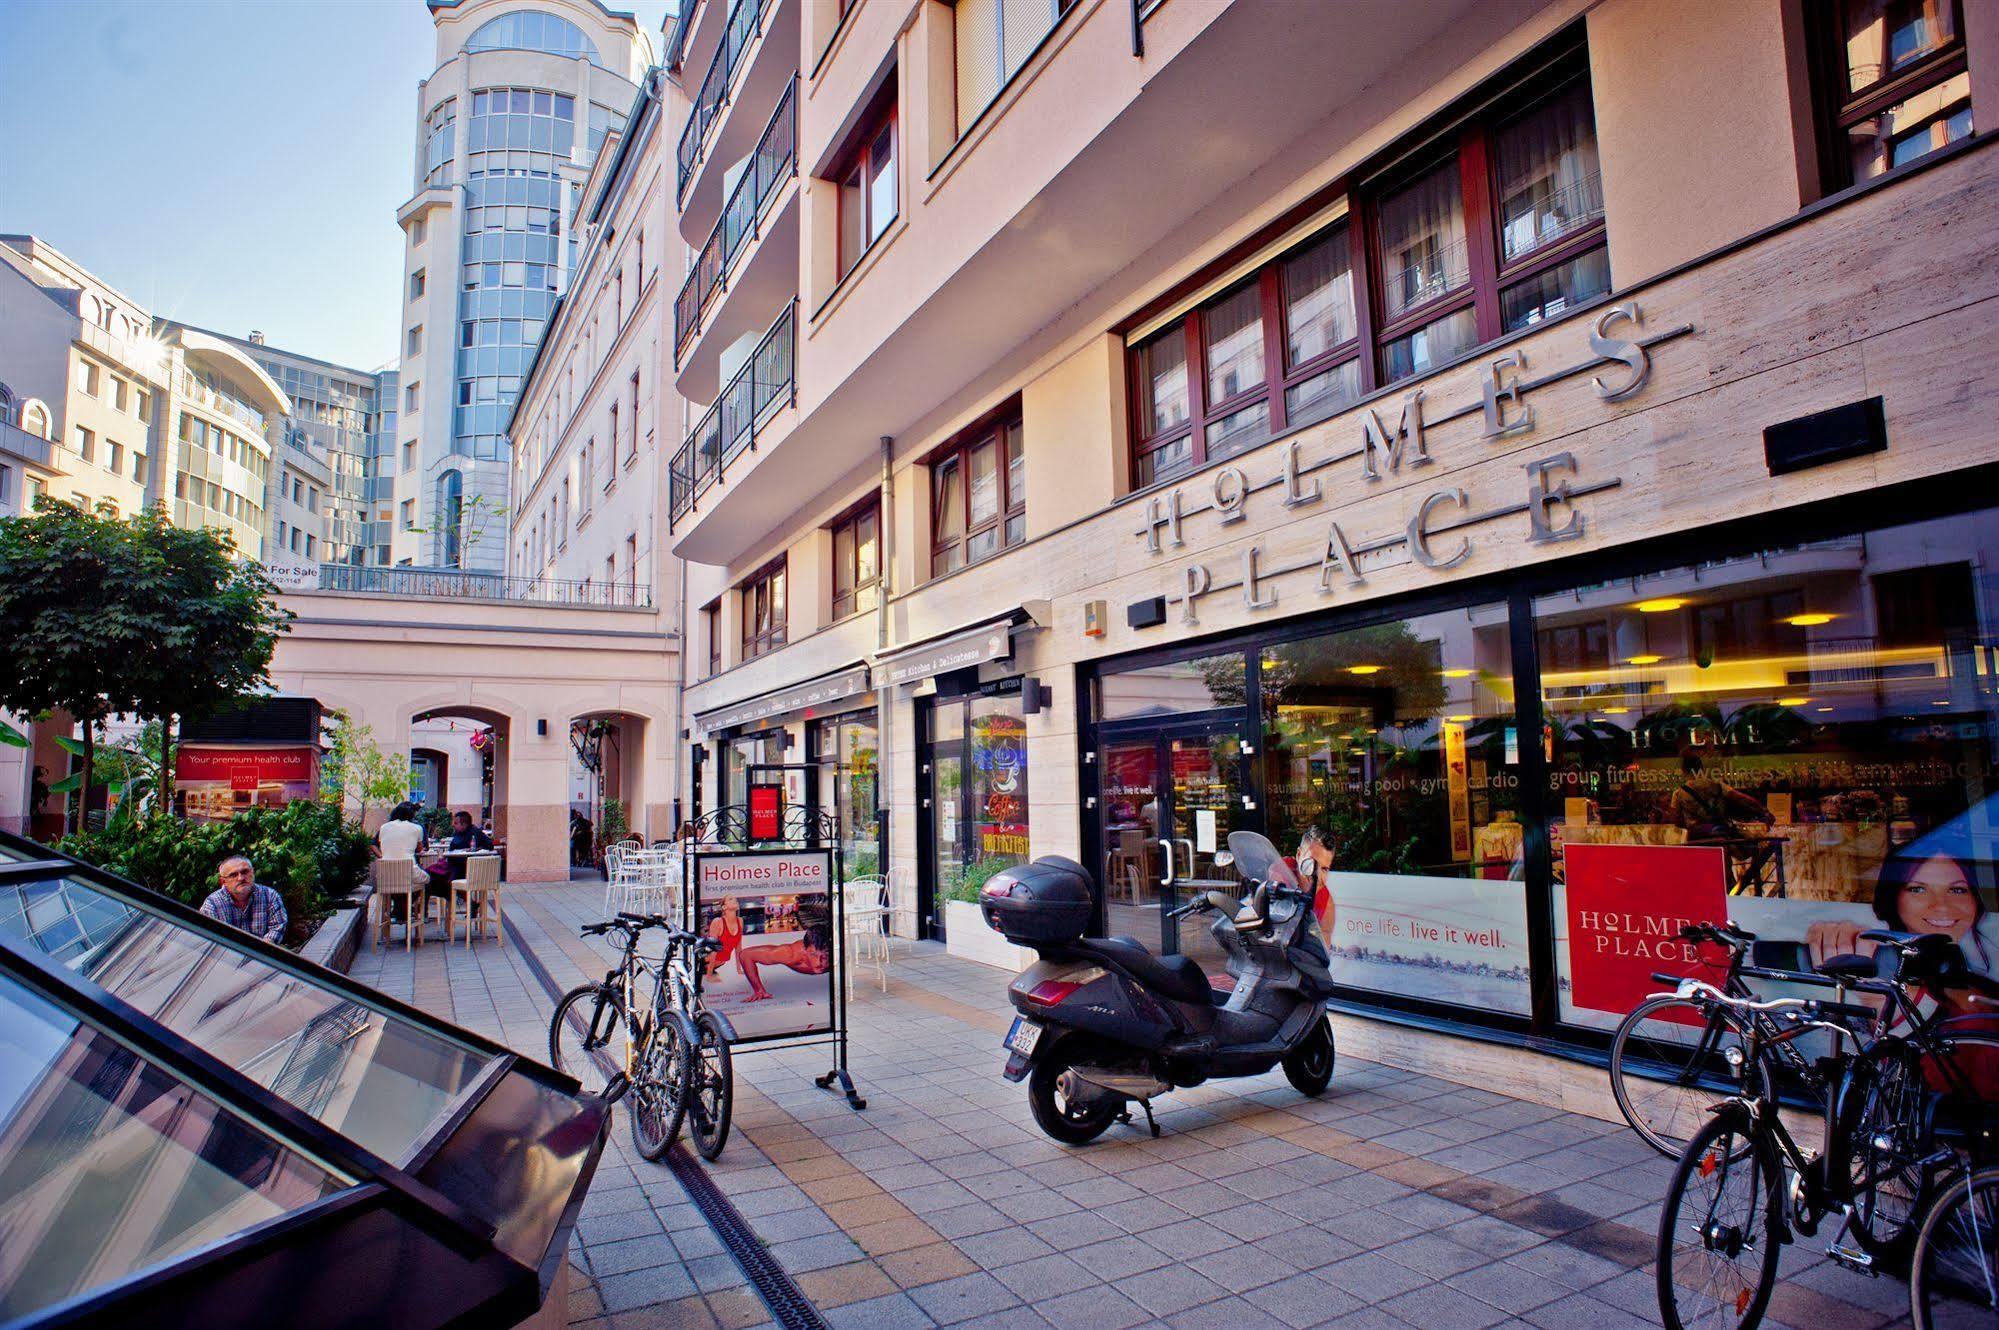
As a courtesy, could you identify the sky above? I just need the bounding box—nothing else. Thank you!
[0,0,672,372]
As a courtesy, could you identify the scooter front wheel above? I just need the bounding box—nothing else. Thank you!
[1028,1051,1123,1145]
[1283,1015,1335,1096]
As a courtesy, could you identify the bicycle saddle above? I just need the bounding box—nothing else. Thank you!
[1817,953,1877,982]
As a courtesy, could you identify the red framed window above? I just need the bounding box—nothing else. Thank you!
[1126,38,1607,491]
[835,84,898,278]
[739,558,787,659]
[930,407,1024,578]
[830,499,882,621]
[1811,0,1972,191]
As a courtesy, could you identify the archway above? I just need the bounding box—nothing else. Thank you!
[410,707,509,838]
[568,710,649,872]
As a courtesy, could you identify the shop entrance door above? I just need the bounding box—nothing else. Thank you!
[1096,720,1247,976]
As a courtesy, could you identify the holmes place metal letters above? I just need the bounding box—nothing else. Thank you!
[1131,303,1694,624]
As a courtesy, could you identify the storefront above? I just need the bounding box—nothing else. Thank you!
[1080,492,1999,1041]
[809,708,881,874]
[693,663,875,849]
[918,678,1032,941]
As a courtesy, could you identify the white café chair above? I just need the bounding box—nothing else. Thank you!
[841,874,893,995]
[623,848,679,922]
[601,843,628,916]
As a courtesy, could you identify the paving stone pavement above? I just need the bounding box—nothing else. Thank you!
[346,883,1914,1330]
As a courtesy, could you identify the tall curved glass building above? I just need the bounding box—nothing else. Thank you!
[390,0,653,570]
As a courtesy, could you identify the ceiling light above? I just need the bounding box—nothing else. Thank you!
[1816,706,1833,713]
[1446,715,1472,723]
[1934,700,1951,707]
[1626,654,1662,665]
[1348,665,1383,675]
[1785,613,1835,627]
[1442,668,1473,679]
[1601,706,1630,715]
[1777,697,1810,707]
[1634,598,1686,613]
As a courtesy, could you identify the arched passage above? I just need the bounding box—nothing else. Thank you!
[568,710,649,870]
[411,706,510,836]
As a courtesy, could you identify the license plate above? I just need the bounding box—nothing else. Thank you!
[1004,1017,1042,1057]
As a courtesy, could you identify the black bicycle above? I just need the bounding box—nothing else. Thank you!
[548,912,695,1161]
[1610,922,1848,1157]
[1656,931,1999,1330]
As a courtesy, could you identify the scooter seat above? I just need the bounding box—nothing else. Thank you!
[1078,936,1215,1006]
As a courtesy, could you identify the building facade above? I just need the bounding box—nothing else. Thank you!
[388,0,656,570]
[209,330,400,567]
[668,0,1999,1053]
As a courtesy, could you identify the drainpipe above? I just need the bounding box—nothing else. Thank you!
[876,436,895,915]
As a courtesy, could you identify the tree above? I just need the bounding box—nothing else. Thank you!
[321,711,410,823]
[0,500,146,829]
[120,509,291,819]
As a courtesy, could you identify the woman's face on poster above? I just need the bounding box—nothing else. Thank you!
[1895,856,1979,941]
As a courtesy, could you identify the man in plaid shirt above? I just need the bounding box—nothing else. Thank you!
[199,855,288,944]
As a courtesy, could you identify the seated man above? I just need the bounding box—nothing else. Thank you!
[426,810,495,893]
[200,855,288,945]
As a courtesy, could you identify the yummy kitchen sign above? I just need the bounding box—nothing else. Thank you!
[1131,303,1693,622]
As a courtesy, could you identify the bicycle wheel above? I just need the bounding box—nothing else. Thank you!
[1656,1112,1784,1330]
[1612,996,1763,1159]
[1910,1165,1999,1330]
[1844,1039,1936,1266]
[629,1017,692,1161]
[549,983,624,1096]
[688,1010,734,1162]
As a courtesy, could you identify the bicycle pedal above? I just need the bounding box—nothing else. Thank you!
[1826,1243,1876,1276]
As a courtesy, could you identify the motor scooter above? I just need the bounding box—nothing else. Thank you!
[983,830,1337,1144]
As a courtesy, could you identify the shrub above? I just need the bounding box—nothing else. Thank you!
[59,800,373,946]
[942,856,1020,905]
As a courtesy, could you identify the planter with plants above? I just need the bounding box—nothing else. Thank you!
[941,856,1037,970]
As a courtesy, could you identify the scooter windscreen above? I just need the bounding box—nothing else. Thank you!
[1226,830,1301,891]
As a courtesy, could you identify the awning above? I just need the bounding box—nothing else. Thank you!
[695,663,873,735]
[877,615,1023,688]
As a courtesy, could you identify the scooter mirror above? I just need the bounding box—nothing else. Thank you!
[1213,851,1235,870]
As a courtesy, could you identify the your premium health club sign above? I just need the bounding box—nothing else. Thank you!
[690,850,836,1042]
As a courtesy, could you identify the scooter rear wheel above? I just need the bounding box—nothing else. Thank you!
[1028,1051,1123,1145]
[1283,1015,1336,1096]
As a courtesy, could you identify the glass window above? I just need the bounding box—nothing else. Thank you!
[1203,281,1265,406]
[1377,158,1469,322]
[930,411,1023,578]
[1134,325,1189,439]
[1260,603,1528,1016]
[1099,652,1247,721]
[831,502,881,620]
[836,101,897,278]
[738,558,786,658]
[1282,228,1356,368]
[0,876,495,1164]
[1539,511,1999,1032]
[927,688,1031,929]
[814,712,881,873]
[1492,79,1604,264]
[1501,246,1612,331]
[1826,0,1972,187]
[0,976,349,1321]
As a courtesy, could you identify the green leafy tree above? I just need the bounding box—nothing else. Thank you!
[0,500,146,829]
[321,711,410,823]
[121,509,291,818]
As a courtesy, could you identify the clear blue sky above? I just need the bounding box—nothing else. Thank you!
[0,0,671,371]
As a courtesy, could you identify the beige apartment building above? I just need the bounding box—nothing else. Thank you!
[664,0,1999,1055]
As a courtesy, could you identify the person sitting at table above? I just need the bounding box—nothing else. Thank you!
[424,810,495,893]
[374,802,427,923]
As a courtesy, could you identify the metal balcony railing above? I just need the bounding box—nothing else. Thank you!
[674,78,796,363]
[314,563,654,608]
[675,0,773,203]
[668,301,795,527]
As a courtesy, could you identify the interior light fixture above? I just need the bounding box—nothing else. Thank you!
[1785,612,1836,627]
[1816,706,1834,713]
[1348,665,1383,675]
[1627,654,1663,665]
[1776,697,1811,707]
[1601,706,1630,715]
[1442,668,1473,679]
[1445,714,1473,723]
[1634,598,1687,613]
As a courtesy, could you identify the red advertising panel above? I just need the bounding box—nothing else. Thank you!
[748,784,782,840]
[1562,843,1730,1020]
[176,746,318,783]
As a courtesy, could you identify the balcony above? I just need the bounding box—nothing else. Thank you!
[676,0,771,206]
[669,302,795,527]
[0,418,57,470]
[673,79,797,386]
[312,564,654,608]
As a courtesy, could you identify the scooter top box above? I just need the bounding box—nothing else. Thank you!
[980,857,1092,944]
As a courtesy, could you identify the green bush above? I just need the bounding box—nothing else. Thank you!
[59,800,373,946]
[942,855,1020,905]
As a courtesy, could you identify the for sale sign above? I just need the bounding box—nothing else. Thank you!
[1562,843,1729,1020]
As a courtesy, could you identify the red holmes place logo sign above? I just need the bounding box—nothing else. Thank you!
[1563,842,1729,1020]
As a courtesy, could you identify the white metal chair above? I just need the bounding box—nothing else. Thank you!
[885,861,921,941]
[842,874,893,996]
[621,848,679,923]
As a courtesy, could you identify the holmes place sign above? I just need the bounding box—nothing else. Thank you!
[1130,303,1693,622]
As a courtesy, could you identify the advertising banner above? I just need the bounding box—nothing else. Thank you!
[176,747,317,783]
[748,784,782,841]
[1322,870,1532,1015]
[691,850,836,1042]
[1561,843,1729,1023]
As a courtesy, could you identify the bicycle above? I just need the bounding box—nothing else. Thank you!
[658,924,736,1161]
[1655,930,1999,1330]
[548,911,696,1161]
[1909,1161,1999,1329]
[1610,922,1847,1158]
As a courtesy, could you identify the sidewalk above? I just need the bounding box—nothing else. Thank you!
[348,884,1905,1330]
